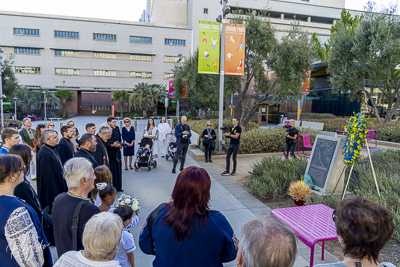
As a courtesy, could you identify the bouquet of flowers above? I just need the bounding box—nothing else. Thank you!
[342,113,369,167]
[114,194,141,215]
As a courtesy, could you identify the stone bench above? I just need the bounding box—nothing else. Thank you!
[49,118,62,121]
[301,121,324,131]
[132,117,144,120]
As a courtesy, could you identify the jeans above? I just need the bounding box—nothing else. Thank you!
[284,142,296,158]
[205,146,213,161]
[226,144,240,172]
[173,143,189,170]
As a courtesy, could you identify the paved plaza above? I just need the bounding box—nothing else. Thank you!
[30,116,339,266]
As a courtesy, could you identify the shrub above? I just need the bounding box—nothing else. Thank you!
[3,119,22,128]
[250,156,308,199]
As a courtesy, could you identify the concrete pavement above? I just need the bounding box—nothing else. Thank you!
[30,116,339,266]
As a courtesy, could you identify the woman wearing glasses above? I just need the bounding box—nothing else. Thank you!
[201,121,216,163]
[0,154,53,266]
[47,122,55,129]
[122,117,135,170]
[67,120,79,152]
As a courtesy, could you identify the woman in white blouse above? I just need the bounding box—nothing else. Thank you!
[143,118,159,159]
[158,117,171,157]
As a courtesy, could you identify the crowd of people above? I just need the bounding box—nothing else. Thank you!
[0,116,396,267]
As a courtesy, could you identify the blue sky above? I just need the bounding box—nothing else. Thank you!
[0,0,398,21]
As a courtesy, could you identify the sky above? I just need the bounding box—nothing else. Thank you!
[0,0,398,21]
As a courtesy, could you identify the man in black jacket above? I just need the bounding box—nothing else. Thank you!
[93,125,112,167]
[58,125,75,165]
[106,117,123,191]
[75,133,98,168]
[284,119,299,159]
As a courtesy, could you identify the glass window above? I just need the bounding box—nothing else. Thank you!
[165,39,186,46]
[93,52,117,59]
[93,33,117,41]
[204,8,208,14]
[54,31,79,39]
[164,73,174,79]
[93,70,117,77]
[55,68,80,75]
[164,56,185,63]
[130,54,152,61]
[129,71,152,79]
[15,67,40,74]
[54,50,79,57]
[13,28,40,36]
[130,36,152,44]
[14,47,40,55]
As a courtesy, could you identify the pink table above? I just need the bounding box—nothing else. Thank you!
[271,204,338,267]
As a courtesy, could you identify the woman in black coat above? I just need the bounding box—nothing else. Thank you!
[201,121,216,163]
[10,144,55,245]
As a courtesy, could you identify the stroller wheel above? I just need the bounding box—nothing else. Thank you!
[148,167,151,172]
[135,167,138,171]
[166,155,169,161]
[153,161,157,169]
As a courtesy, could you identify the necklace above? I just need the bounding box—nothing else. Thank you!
[63,137,75,155]
[79,148,96,161]
[43,145,63,169]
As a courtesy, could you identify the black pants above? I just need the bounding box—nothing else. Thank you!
[284,142,296,158]
[173,143,189,170]
[205,146,213,161]
[226,144,240,172]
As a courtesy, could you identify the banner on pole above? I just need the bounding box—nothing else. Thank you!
[198,21,220,75]
[182,80,188,98]
[224,23,246,76]
[302,71,311,94]
[168,77,175,98]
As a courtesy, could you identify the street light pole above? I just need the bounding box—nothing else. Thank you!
[42,91,47,121]
[13,97,17,120]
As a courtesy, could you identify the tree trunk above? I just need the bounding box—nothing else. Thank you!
[63,102,66,118]
[143,109,148,117]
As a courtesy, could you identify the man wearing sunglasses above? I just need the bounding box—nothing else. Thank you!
[221,117,242,176]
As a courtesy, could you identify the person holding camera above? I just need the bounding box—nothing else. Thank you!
[284,119,299,159]
[221,117,242,176]
[172,116,191,174]
[201,121,216,163]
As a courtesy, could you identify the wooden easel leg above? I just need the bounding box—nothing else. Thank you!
[341,164,354,200]
[366,141,381,197]
[332,166,346,195]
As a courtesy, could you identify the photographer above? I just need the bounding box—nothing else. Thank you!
[221,117,242,176]
[284,120,299,159]
[172,116,192,174]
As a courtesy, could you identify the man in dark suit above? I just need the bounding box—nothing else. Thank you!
[105,117,123,192]
[75,133,98,168]
[172,116,191,174]
[57,125,75,165]
[93,125,112,167]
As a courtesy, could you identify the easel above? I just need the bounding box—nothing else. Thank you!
[332,140,380,199]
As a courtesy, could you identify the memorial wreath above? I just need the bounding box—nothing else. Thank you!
[342,113,369,167]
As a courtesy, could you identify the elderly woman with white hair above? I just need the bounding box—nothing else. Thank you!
[54,212,123,267]
[52,157,100,258]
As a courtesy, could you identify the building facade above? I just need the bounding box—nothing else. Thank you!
[0,11,191,116]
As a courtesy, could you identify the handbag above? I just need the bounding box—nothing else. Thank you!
[203,137,210,146]
[148,203,166,254]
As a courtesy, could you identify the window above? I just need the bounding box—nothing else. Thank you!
[164,73,174,80]
[90,105,111,110]
[56,86,80,89]
[93,70,117,77]
[130,36,152,44]
[93,88,116,90]
[129,71,152,79]
[93,52,117,59]
[93,33,117,41]
[130,54,152,61]
[165,39,186,46]
[14,47,40,55]
[204,8,208,14]
[164,56,185,63]
[54,31,79,39]
[55,68,80,75]
[55,50,79,57]
[15,67,40,74]
[13,28,40,36]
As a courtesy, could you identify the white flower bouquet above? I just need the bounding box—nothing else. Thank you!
[114,194,141,215]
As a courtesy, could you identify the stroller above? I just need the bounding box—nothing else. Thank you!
[134,137,157,171]
[165,133,177,161]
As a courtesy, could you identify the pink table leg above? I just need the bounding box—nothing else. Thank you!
[322,241,325,260]
[310,245,314,267]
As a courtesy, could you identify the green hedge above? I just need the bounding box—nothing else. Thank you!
[250,149,400,242]
[2,119,22,128]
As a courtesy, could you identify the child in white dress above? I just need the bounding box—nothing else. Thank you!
[113,205,139,267]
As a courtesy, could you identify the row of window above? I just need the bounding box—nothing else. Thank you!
[14,48,40,55]
[16,66,174,79]
[13,28,185,46]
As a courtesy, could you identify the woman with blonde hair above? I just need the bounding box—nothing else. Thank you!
[54,212,123,266]
[122,117,135,170]
[67,120,79,152]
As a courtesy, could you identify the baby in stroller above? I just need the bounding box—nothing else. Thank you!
[138,144,151,160]
[134,137,157,171]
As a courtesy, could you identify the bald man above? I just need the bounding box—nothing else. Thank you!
[172,116,192,174]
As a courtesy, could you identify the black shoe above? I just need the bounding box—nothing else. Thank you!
[180,168,183,171]
[161,155,165,158]
[221,171,230,176]
[205,159,208,163]
[125,167,128,171]
[209,159,213,163]
[231,171,236,176]
[172,169,176,174]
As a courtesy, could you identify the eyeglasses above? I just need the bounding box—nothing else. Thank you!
[207,125,211,126]
[124,121,130,124]
[49,124,55,127]
[332,209,337,222]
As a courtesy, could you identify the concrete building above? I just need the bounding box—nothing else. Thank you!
[0,11,191,116]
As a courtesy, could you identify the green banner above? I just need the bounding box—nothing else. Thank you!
[198,21,220,75]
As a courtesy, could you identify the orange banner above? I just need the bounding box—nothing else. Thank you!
[302,71,311,94]
[224,23,246,76]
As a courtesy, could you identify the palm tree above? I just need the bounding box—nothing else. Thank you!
[129,83,155,117]
[15,87,32,115]
[151,84,168,115]
[111,90,129,118]
[55,90,73,118]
